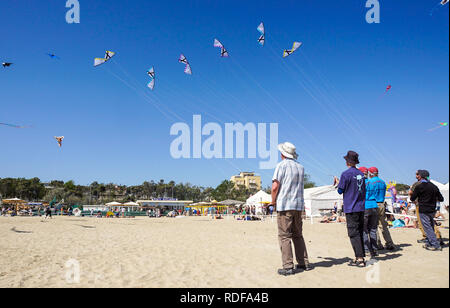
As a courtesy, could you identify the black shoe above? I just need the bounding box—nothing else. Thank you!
[370,251,379,258]
[440,240,445,247]
[417,239,427,244]
[277,268,295,276]
[385,245,397,251]
[423,245,442,251]
[377,244,385,250]
[295,264,313,271]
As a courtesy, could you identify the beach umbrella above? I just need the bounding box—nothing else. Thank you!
[123,201,139,206]
[105,202,122,206]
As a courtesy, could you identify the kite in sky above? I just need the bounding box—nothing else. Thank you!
[430,0,449,15]
[94,51,115,67]
[178,54,192,75]
[283,42,302,58]
[214,39,229,57]
[0,122,29,128]
[54,136,64,147]
[2,62,12,67]
[257,22,265,46]
[147,67,155,90]
[428,122,449,132]
[47,53,60,60]
[385,85,392,93]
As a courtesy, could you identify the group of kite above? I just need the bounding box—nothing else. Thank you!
[92,22,302,93]
[2,9,450,143]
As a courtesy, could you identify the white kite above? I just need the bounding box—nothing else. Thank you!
[147,67,155,90]
[257,22,265,46]
[94,51,115,67]
[178,54,192,75]
[283,42,302,58]
[213,39,229,57]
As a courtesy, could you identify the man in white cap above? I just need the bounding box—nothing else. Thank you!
[271,142,309,276]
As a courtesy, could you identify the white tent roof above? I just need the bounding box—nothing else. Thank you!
[105,202,122,206]
[304,185,342,216]
[431,180,447,190]
[430,180,449,207]
[123,201,139,206]
[246,190,271,206]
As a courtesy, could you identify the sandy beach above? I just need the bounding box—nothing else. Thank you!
[0,215,448,288]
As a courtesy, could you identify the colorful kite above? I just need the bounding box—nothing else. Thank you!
[257,22,265,46]
[428,122,449,132]
[385,85,392,93]
[94,51,115,67]
[178,54,192,75]
[283,42,302,58]
[2,62,12,67]
[0,122,29,128]
[213,39,229,57]
[147,67,155,90]
[54,136,64,147]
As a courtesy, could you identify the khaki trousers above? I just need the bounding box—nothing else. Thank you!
[416,206,441,239]
[277,210,309,269]
[376,202,394,247]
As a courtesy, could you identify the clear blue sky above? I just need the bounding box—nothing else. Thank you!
[0,0,448,188]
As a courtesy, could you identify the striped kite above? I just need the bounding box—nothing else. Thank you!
[283,42,302,58]
[178,54,192,75]
[147,67,155,90]
[94,51,115,67]
[214,39,229,57]
[257,22,265,46]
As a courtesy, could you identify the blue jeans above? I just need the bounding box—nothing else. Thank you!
[364,208,379,255]
[419,212,440,248]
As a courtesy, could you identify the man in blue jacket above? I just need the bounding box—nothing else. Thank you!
[334,151,366,267]
[369,167,396,251]
[363,167,385,258]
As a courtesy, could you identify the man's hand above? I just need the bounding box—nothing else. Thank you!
[333,176,339,187]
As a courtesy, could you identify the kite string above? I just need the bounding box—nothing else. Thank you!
[268,36,410,181]
[227,55,338,178]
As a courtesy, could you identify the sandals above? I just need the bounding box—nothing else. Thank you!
[348,259,366,268]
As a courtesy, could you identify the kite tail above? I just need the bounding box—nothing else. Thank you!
[429,3,441,16]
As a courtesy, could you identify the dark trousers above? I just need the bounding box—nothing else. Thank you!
[419,212,440,248]
[346,212,365,258]
[277,210,309,269]
[363,208,379,255]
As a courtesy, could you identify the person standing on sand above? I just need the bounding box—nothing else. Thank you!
[369,167,396,251]
[334,151,367,267]
[410,170,444,251]
[270,142,310,276]
[363,167,385,259]
[409,170,444,247]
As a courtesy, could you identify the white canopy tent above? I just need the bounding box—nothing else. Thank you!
[245,190,271,214]
[105,202,122,206]
[430,180,449,212]
[304,185,343,217]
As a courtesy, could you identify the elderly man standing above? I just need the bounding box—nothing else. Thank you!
[410,170,444,251]
[271,142,309,276]
[409,170,444,247]
[334,151,366,267]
